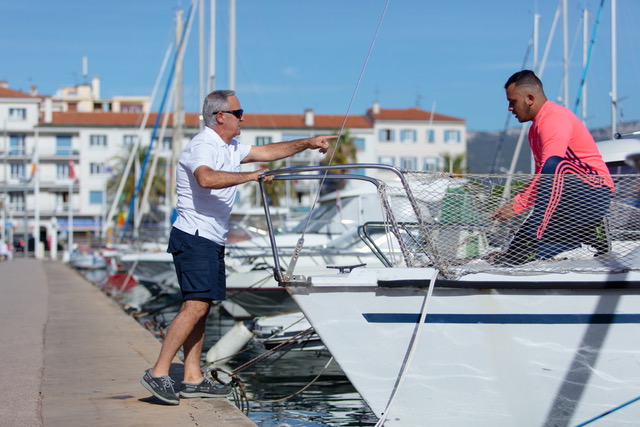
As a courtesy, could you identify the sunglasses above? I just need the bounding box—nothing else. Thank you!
[214,109,244,119]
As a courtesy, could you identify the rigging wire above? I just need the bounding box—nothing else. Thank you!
[121,0,198,238]
[374,268,439,427]
[297,0,392,238]
[275,0,392,276]
[103,42,174,241]
[573,0,606,114]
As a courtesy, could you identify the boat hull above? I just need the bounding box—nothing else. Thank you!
[287,268,640,426]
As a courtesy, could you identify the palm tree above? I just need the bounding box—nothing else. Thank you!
[319,129,359,194]
[106,145,168,222]
[255,160,287,206]
[440,152,466,174]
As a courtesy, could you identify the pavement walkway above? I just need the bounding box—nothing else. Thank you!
[0,258,256,426]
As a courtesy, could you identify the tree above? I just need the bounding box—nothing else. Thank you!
[255,160,287,206]
[319,129,359,194]
[106,144,168,222]
[440,152,466,174]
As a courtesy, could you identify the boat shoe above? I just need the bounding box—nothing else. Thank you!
[179,377,232,398]
[140,369,179,405]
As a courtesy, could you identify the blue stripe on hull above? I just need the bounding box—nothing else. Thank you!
[363,313,640,324]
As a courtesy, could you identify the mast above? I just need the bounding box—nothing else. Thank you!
[33,129,40,258]
[68,161,74,254]
[199,0,205,116]
[611,0,618,137]
[582,8,589,125]
[229,0,236,90]
[562,0,569,107]
[171,10,185,210]
[209,0,216,92]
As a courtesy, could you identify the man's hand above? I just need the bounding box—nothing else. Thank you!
[308,135,338,154]
[257,168,273,184]
[491,201,518,221]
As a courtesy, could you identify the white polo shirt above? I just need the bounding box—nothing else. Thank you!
[173,126,251,245]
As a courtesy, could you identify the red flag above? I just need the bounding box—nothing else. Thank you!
[68,160,77,182]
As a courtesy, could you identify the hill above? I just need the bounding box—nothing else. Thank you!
[466,121,640,173]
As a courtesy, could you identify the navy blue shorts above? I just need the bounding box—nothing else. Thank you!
[167,227,226,301]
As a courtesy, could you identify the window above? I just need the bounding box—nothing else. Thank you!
[10,162,25,180]
[379,129,395,142]
[444,129,461,144]
[378,156,395,166]
[354,138,365,151]
[8,108,26,120]
[89,191,104,204]
[255,136,272,146]
[56,135,73,155]
[423,156,441,172]
[9,134,26,155]
[9,192,25,211]
[90,135,107,147]
[161,136,172,151]
[90,163,105,175]
[56,163,70,179]
[54,192,69,212]
[400,129,417,143]
[400,156,417,170]
[123,135,138,149]
[426,129,435,144]
[120,103,143,113]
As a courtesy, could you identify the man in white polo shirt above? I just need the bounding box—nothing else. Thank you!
[141,90,336,404]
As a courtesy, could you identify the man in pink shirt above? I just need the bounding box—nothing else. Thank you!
[491,70,613,265]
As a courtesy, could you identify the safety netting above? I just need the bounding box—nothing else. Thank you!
[376,171,640,279]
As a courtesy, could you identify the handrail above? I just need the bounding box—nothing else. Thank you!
[258,164,426,285]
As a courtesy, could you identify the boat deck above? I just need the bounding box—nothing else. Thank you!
[0,258,256,427]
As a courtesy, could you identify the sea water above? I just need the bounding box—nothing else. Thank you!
[142,298,378,426]
[81,267,377,425]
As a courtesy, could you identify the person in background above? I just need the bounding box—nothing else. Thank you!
[0,240,8,261]
[490,70,614,265]
[140,90,337,405]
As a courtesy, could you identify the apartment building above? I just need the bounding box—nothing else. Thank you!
[0,80,466,251]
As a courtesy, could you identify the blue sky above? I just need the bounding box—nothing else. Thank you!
[2,0,639,132]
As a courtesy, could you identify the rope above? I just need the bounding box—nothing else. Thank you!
[253,356,335,404]
[374,268,438,427]
[231,327,316,374]
[204,366,251,415]
[204,314,309,366]
[143,320,166,339]
[295,0,392,242]
[574,395,640,427]
[203,326,324,415]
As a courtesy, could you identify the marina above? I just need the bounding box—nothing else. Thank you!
[2,1,640,426]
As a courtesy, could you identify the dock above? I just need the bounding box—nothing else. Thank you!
[0,258,257,426]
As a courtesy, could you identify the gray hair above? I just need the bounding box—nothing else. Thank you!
[202,90,235,127]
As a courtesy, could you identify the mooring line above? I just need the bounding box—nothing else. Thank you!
[574,395,640,426]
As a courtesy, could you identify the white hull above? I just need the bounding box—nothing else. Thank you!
[289,268,640,426]
[256,147,640,426]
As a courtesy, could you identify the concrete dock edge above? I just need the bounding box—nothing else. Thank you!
[0,258,256,426]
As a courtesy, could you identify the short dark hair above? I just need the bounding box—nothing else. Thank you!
[504,70,543,90]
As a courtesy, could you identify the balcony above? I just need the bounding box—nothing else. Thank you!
[0,150,80,161]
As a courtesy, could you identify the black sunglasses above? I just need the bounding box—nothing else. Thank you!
[214,109,244,119]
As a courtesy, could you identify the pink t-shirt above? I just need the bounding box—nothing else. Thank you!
[511,101,614,215]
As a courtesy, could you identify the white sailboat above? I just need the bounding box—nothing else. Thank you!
[256,136,640,426]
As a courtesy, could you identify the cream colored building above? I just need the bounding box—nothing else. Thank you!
[0,80,466,252]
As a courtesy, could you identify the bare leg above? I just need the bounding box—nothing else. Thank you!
[151,298,211,379]
[181,308,210,383]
